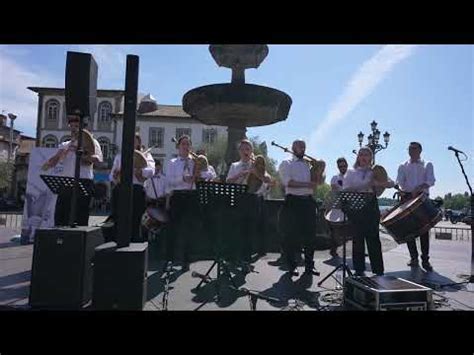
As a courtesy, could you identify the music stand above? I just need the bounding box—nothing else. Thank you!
[318,191,373,289]
[40,175,95,198]
[193,181,247,304]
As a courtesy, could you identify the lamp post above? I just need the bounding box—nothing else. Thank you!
[353,120,390,163]
[7,113,17,164]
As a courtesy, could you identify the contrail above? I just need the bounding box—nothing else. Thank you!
[308,45,417,148]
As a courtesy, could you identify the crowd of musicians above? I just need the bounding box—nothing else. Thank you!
[44,114,437,278]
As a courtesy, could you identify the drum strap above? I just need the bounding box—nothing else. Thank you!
[151,176,160,200]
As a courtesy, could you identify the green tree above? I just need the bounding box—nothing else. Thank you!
[378,197,398,206]
[0,161,14,195]
[198,135,228,176]
[314,182,331,203]
[443,192,469,210]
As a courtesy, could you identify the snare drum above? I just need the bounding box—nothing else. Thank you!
[380,193,442,244]
[324,208,354,246]
[141,207,169,232]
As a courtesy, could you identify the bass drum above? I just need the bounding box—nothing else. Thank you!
[380,193,442,244]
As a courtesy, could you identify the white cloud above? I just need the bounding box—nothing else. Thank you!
[0,45,31,57]
[308,45,418,149]
[0,48,61,136]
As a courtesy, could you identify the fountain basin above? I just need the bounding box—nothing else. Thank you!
[182,83,292,127]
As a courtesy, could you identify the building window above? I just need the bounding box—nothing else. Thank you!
[176,128,191,141]
[149,127,164,148]
[151,156,164,168]
[45,99,60,121]
[98,137,110,160]
[98,101,113,123]
[202,128,217,144]
[42,135,58,148]
[151,153,166,171]
[62,104,68,126]
[60,135,71,144]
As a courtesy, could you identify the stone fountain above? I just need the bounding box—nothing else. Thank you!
[182,45,292,172]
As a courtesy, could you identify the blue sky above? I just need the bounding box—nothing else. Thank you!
[0,45,472,198]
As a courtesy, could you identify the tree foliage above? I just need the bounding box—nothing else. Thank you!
[0,161,14,192]
[440,192,470,211]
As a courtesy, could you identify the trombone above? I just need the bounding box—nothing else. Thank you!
[271,141,326,183]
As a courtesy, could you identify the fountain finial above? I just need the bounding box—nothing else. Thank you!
[209,45,269,84]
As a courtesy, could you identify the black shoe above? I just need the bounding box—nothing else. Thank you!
[240,262,252,274]
[304,267,320,276]
[182,263,190,272]
[288,269,299,277]
[354,271,366,277]
[374,272,384,276]
[422,261,433,272]
[407,258,419,267]
[163,261,173,273]
[329,249,339,258]
[102,215,114,224]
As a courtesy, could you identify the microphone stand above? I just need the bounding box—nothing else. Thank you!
[443,150,473,289]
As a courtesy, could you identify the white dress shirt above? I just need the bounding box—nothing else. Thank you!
[109,152,155,186]
[330,173,344,192]
[255,172,272,197]
[226,160,253,185]
[208,165,217,177]
[144,173,166,199]
[58,138,103,179]
[278,157,313,196]
[199,166,217,181]
[226,160,271,196]
[166,156,195,194]
[343,167,374,193]
[396,159,435,195]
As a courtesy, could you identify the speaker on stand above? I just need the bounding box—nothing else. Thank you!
[65,51,98,118]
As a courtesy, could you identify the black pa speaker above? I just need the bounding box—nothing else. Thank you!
[92,242,148,310]
[65,51,98,118]
[29,226,104,309]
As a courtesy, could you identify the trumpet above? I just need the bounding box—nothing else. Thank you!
[271,141,326,184]
[143,144,160,155]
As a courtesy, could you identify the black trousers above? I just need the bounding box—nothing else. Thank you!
[110,183,146,242]
[279,195,317,270]
[234,193,262,262]
[54,184,92,226]
[166,191,200,263]
[401,193,430,261]
[255,195,266,255]
[347,196,384,274]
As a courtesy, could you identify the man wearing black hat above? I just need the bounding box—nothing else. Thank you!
[42,115,103,226]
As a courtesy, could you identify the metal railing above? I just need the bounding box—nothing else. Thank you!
[430,226,471,241]
[0,210,110,232]
[0,211,23,232]
[380,224,471,242]
[2,209,471,241]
